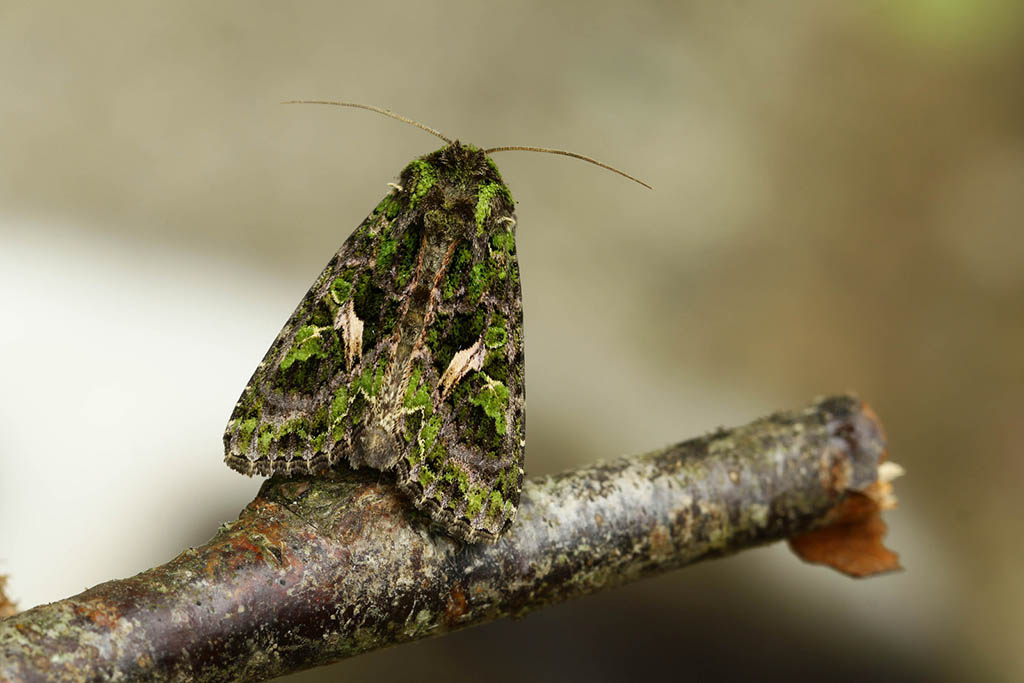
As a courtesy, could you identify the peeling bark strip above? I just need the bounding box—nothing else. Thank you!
[0,396,893,682]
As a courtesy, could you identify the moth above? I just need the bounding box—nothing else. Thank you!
[223,102,648,542]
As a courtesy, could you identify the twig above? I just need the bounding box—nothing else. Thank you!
[0,395,897,682]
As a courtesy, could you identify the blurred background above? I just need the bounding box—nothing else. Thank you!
[1,2,1021,681]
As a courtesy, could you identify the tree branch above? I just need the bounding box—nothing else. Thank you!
[0,395,898,682]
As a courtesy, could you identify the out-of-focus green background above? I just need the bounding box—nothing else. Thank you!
[2,2,1021,681]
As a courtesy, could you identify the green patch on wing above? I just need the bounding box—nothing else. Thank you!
[235,417,259,447]
[405,160,437,207]
[484,316,506,349]
[449,374,505,460]
[343,357,388,428]
[275,417,310,450]
[330,274,353,305]
[309,403,329,451]
[374,192,402,219]
[489,226,516,281]
[376,235,398,272]
[438,226,518,306]
[329,385,349,442]
[465,487,485,519]
[419,414,443,451]
[474,182,511,234]
[486,491,506,524]
[351,357,388,397]
[349,393,369,426]
[490,228,515,254]
[257,422,275,457]
[418,466,435,489]
[482,349,509,384]
[469,377,510,436]
[280,325,329,370]
[441,241,498,304]
[276,325,339,393]
[352,273,401,349]
[442,243,473,300]
[467,263,488,301]
[403,364,433,415]
[442,461,469,497]
[242,412,333,465]
[395,222,423,288]
[425,309,487,377]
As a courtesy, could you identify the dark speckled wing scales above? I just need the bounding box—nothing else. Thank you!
[222,188,414,476]
[393,185,525,543]
[224,144,525,543]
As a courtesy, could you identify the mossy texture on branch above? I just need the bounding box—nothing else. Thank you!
[0,395,889,682]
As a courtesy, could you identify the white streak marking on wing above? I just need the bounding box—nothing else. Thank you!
[438,338,485,400]
[334,299,364,371]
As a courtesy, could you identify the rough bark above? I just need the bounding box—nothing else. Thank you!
[0,395,893,682]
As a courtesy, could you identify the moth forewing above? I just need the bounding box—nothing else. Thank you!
[224,142,525,543]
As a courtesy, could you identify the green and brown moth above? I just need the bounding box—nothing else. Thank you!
[224,102,647,543]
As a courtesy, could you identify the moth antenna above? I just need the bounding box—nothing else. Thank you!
[282,100,453,144]
[483,146,651,190]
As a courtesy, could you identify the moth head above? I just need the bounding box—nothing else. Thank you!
[419,142,504,189]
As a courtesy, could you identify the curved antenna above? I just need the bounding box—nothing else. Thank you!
[484,146,651,190]
[281,100,453,144]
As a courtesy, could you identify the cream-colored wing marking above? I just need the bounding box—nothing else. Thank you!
[438,338,485,401]
[334,299,364,372]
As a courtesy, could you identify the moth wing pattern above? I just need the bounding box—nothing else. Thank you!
[393,180,525,543]
[224,144,525,542]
